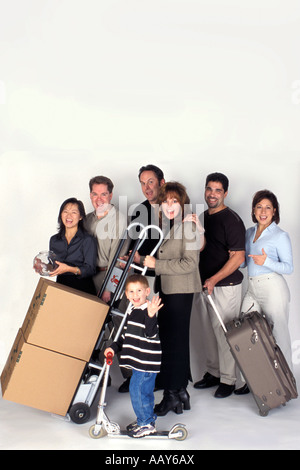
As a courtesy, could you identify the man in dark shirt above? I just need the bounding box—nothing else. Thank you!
[129,164,165,287]
[194,173,246,398]
[118,164,165,393]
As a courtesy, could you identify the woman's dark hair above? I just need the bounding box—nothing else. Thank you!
[251,190,280,224]
[57,197,87,235]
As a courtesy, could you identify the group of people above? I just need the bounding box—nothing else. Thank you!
[43,164,294,438]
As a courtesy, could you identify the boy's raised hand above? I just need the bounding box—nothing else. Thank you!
[147,295,164,317]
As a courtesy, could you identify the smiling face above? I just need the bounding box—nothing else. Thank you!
[161,194,182,220]
[60,203,82,230]
[125,281,150,308]
[90,183,113,215]
[253,198,276,228]
[204,181,227,214]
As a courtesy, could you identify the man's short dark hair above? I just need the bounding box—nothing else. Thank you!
[138,164,164,184]
[89,176,114,193]
[205,172,229,193]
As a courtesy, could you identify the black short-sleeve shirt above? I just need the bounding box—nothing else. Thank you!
[200,207,245,286]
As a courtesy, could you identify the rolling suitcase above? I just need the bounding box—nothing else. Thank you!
[206,293,298,416]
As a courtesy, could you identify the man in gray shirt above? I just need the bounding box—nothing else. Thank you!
[85,175,128,302]
[85,175,130,390]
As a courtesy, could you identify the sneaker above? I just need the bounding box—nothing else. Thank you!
[129,423,157,438]
[126,421,138,432]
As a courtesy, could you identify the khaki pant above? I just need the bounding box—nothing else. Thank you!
[197,285,242,386]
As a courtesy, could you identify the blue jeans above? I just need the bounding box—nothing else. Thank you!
[129,369,157,426]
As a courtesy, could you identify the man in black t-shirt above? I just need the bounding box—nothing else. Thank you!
[194,172,246,398]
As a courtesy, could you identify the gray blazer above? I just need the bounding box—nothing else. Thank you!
[155,221,202,295]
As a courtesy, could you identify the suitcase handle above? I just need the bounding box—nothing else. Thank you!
[204,289,227,333]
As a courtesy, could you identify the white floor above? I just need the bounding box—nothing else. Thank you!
[1,364,300,452]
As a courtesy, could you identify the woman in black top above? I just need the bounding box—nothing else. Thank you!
[49,197,97,295]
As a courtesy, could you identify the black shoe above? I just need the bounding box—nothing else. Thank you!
[194,372,220,389]
[234,384,250,395]
[154,390,183,416]
[178,387,191,410]
[214,383,235,398]
[118,377,131,393]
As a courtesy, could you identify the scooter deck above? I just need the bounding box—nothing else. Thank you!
[89,423,187,440]
[111,430,170,439]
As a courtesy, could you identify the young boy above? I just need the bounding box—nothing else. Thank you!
[104,274,163,438]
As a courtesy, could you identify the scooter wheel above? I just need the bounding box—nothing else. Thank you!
[69,402,91,424]
[172,425,188,441]
[89,424,107,439]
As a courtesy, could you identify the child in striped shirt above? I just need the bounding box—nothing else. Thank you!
[104,274,163,438]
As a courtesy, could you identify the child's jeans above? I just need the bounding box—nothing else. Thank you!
[129,369,157,426]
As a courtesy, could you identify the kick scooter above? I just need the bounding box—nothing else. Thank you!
[89,353,188,441]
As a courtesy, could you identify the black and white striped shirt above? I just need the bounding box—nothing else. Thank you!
[111,303,161,373]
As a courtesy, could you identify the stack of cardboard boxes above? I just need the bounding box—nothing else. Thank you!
[1,278,109,417]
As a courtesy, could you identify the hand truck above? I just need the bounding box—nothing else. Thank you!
[67,223,164,424]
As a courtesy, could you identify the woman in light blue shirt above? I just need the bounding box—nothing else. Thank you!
[241,190,293,373]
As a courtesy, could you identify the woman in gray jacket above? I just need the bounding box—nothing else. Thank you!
[144,182,204,416]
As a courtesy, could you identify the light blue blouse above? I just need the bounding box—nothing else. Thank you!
[244,222,293,277]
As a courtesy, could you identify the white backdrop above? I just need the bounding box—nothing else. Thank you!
[1,0,300,379]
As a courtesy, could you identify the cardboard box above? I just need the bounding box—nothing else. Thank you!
[22,278,109,361]
[1,330,86,416]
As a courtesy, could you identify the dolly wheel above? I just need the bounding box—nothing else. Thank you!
[69,402,91,424]
[172,425,188,441]
[89,424,107,439]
